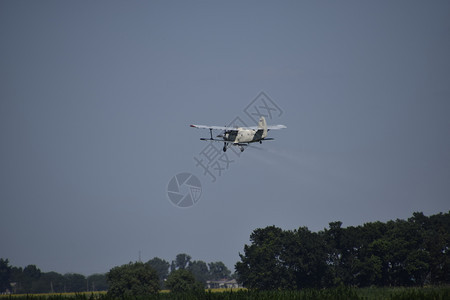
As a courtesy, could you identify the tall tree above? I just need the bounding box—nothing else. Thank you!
[107,262,159,297]
[28,271,65,293]
[235,226,292,290]
[165,269,203,294]
[43,272,65,293]
[21,265,41,293]
[284,227,330,288]
[187,260,209,284]
[0,259,11,293]
[146,257,170,288]
[174,254,191,270]
[425,212,450,284]
[208,262,231,280]
[87,273,108,291]
[10,266,23,293]
[63,273,86,293]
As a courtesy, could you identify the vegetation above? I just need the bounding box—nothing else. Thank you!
[1,286,450,299]
[0,255,231,295]
[1,211,449,298]
[0,260,107,294]
[165,269,203,294]
[236,211,450,289]
[106,262,159,297]
[146,257,169,288]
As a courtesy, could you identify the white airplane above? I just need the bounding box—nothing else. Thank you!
[190,116,287,152]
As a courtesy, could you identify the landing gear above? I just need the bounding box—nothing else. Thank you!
[239,146,245,152]
[260,140,262,144]
[223,142,227,152]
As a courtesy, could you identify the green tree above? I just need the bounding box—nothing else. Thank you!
[63,273,86,292]
[21,265,41,293]
[187,260,209,284]
[146,257,170,288]
[10,266,23,293]
[236,225,331,290]
[354,255,383,286]
[425,212,450,284]
[28,271,63,293]
[324,221,344,286]
[107,262,159,297]
[87,273,108,291]
[235,226,292,290]
[208,262,231,280]
[165,269,203,293]
[43,271,65,293]
[174,253,191,270]
[385,217,429,286]
[325,223,364,286]
[405,250,430,286]
[284,227,330,289]
[0,258,11,293]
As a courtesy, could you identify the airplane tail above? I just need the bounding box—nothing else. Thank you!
[258,116,268,138]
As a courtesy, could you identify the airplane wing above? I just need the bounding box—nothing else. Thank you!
[190,124,237,131]
[200,138,225,141]
[199,137,275,142]
[191,124,286,130]
[246,124,287,130]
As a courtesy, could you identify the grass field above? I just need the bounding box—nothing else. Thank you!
[1,286,449,300]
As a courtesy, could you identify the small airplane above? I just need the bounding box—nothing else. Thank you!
[190,116,287,152]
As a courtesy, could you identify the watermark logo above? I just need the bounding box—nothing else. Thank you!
[244,91,283,123]
[167,173,202,208]
[193,143,234,182]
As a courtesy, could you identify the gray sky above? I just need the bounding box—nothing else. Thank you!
[1,1,449,275]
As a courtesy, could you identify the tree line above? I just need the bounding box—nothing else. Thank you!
[235,211,450,290]
[0,261,108,294]
[0,254,231,294]
[106,254,233,296]
[2,211,449,295]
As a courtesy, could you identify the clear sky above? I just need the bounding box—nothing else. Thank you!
[1,1,449,275]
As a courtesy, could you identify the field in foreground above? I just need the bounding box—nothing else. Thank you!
[2,286,450,300]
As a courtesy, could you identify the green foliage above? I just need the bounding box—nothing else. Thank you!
[173,253,191,270]
[22,265,42,292]
[236,211,450,289]
[165,269,203,294]
[168,255,232,287]
[107,262,159,297]
[356,286,450,300]
[187,260,209,284]
[7,267,85,294]
[0,254,231,295]
[146,257,170,288]
[2,286,450,300]
[2,211,448,296]
[87,273,108,291]
[64,273,86,293]
[236,225,330,290]
[32,271,65,293]
[208,262,232,280]
[0,258,11,293]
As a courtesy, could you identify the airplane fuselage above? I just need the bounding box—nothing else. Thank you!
[224,128,266,143]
